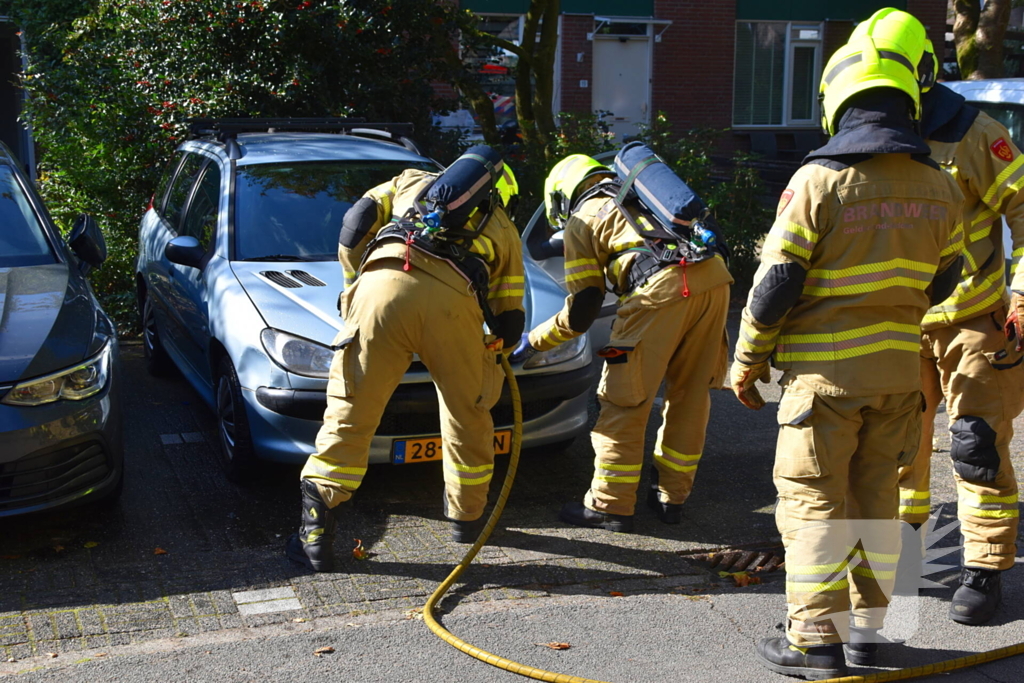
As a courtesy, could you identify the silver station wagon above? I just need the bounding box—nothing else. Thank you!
[135,119,594,481]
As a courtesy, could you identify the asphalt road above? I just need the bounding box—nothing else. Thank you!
[0,316,1022,682]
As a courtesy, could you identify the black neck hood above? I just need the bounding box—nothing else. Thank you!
[804,90,930,163]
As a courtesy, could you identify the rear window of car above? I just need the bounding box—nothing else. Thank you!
[233,160,436,261]
[973,102,1024,149]
[0,165,55,267]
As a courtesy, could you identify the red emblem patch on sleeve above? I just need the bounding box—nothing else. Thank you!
[991,137,1014,162]
[777,189,795,216]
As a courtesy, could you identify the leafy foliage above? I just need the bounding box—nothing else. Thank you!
[5,0,473,332]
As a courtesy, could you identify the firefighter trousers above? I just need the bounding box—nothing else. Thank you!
[584,284,730,517]
[775,378,922,647]
[301,262,505,521]
[898,309,1023,571]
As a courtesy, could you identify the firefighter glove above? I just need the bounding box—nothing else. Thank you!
[509,333,538,364]
[730,359,770,411]
[1006,292,1024,352]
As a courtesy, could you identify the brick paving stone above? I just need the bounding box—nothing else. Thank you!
[36,638,86,654]
[129,628,177,644]
[76,608,105,636]
[52,612,82,639]
[211,591,237,614]
[7,642,33,660]
[191,594,216,616]
[197,617,221,632]
[218,614,243,629]
[84,635,112,649]
[102,604,173,633]
[26,613,54,641]
[174,618,200,636]
[167,595,194,618]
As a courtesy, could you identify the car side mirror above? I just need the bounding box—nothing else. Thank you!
[165,235,205,269]
[68,214,107,272]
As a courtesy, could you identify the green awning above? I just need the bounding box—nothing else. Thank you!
[461,1,654,17]
[737,0,906,22]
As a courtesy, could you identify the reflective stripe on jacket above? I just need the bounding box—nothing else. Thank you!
[923,110,1024,329]
[736,153,964,397]
[528,192,732,352]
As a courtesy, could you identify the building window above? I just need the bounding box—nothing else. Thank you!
[733,22,822,127]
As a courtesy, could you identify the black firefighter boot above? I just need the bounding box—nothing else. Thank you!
[646,465,683,524]
[950,567,1003,625]
[755,637,848,681]
[285,479,338,572]
[559,501,634,532]
[843,628,881,667]
[442,493,486,544]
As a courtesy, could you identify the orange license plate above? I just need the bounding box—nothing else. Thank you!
[392,431,512,464]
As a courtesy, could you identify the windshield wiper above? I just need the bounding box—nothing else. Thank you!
[241,254,314,262]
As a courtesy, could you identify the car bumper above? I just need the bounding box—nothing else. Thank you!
[0,382,124,518]
[244,361,597,465]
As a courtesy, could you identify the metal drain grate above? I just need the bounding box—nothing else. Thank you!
[699,545,785,573]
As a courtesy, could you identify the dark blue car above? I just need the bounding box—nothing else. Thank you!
[0,142,124,516]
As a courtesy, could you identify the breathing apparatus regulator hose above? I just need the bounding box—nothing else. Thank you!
[420,362,1024,683]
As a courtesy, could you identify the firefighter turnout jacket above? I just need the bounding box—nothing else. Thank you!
[528,187,733,352]
[921,84,1024,328]
[338,168,526,347]
[735,153,964,395]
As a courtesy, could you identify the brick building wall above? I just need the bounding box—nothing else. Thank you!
[559,15,593,113]
[907,0,947,61]
[652,0,737,132]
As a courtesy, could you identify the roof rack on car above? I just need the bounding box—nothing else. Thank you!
[186,118,422,160]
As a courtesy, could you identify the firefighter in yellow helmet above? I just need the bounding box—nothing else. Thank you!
[511,153,733,531]
[286,147,525,572]
[730,18,966,678]
[854,8,1024,628]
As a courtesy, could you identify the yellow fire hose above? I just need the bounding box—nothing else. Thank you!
[422,356,1024,683]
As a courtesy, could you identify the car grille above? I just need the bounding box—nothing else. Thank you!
[0,441,109,512]
[375,396,565,436]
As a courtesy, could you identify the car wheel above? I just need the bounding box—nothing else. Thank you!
[215,354,258,482]
[141,294,173,376]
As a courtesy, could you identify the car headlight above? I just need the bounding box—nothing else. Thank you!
[261,328,334,378]
[523,334,588,369]
[2,341,112,406]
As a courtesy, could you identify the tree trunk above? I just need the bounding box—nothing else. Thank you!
[531,0,560,155]
[954,0,1010,80]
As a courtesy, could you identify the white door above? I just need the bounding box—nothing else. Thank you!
[592,36,651,140]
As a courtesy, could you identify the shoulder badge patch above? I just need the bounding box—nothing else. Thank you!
[991,137,1014,162]
[777,189,795,216]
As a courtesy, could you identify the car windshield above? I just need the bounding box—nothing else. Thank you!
[234,160,436,261]
[973,102,1024,149]
[0,165,54,267]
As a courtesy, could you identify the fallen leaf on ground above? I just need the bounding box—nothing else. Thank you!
[717,570,761,587]
[534,642,571,650]
[346,623,362,628]
[154,547,168,555]
[313,646,335,657]
[94,653,107,657]
[52,545,64,553]
[84,542,99,549]
[403,608,424,621]
[608,591,624,597]
[352,539,370,561]
[46,653,57,658]
[291,618,307,623]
